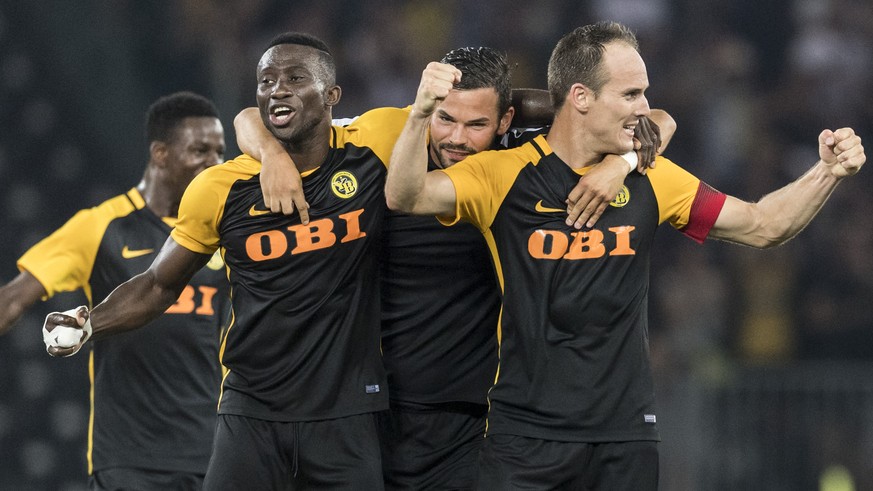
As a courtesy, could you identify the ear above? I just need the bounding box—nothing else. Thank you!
[568,83,591,113]
[150,141,168,168]
[496,106,515,136]
[325,85,342,107]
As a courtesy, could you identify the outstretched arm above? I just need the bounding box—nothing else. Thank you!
[710,128,865,248]
[386,62,460,216]
[234,108,309,223]
[43,238,210,356]
[0,271,47,335]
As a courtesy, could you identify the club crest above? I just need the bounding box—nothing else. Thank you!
[331,171,358,198]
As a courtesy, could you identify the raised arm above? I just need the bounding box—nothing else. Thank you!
[709,128,865,248]
[385,62,461,216]
[43,238,210,357]
[0,271,47,336]
[234,107,309,223]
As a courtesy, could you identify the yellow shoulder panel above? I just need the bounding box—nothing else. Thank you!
[336,106,411,167]
[17,189,140,300]
[172,156,259,254]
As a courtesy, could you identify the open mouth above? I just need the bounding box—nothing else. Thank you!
[270,105,295,126]
[623,122,637,138]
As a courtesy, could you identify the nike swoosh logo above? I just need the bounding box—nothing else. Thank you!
[121,246,155,259]
[249,204,271,217]
[535,200,565,213]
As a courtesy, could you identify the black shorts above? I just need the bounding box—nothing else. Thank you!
[203,413,384,490]
[377,401,487,490]
[476,435,658,491]
[90,467,203,491]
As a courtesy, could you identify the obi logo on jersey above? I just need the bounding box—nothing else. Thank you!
[244,209,367,261]
[165,285,219,315]
[331,171,358,198]
[528,226,636,260]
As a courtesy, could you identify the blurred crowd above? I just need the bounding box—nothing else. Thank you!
[1,0,871,489]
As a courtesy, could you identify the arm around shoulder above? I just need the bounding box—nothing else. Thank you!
[511,88,553,128]
[648,109,676,154]
[234,107,308,219]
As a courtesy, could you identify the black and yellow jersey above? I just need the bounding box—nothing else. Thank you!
[17,188,230,474]
[439,134,726,442]
[380,127,550,406]
[171,107,410,422]
[380,154,501,406]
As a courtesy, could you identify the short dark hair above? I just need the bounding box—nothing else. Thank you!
[547,21,639,111]
[145,91,219,143]
[441,47,512,117]
[264,31,336,88]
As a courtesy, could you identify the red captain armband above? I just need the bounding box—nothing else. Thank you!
[681,182,726,244]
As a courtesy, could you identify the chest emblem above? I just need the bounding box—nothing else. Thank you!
[331,171,358,199]
[609,185,630,208]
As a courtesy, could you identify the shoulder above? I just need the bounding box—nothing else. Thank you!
[337,106,412,164]
[68,189,140,229]
[338,106,410,141]
[645,156,699,186]
[188,156,259,193]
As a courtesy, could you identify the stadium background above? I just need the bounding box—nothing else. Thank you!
[1,0,871,489]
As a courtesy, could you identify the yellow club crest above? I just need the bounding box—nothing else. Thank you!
[331,171,358,198]
[610,185,630,208]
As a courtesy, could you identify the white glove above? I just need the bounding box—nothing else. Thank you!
[43,306,92,357]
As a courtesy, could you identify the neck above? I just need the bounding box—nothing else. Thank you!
[281,119,333,173]
[138,174,179,219]
[545,110,602,169]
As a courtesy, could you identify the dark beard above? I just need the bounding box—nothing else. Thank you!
[435,143,476,168]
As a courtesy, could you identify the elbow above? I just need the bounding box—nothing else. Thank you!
[754,237,783,250]
[384,174,418,213]
[385,193,400,212]
[384,188,413,213]
[233,107,259,132]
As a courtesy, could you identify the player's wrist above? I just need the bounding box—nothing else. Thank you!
[621,151,638,174]
[410,106,433,120]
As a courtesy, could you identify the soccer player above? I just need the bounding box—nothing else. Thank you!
[43,32,412,490]
[378,48,676,490]
[233,47,675,489]
[385,21,865,490]
[0,91,229,490]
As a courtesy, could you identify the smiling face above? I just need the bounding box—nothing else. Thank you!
[583,41,651,155]
[428,87,513,168]
[255,43,339,145]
